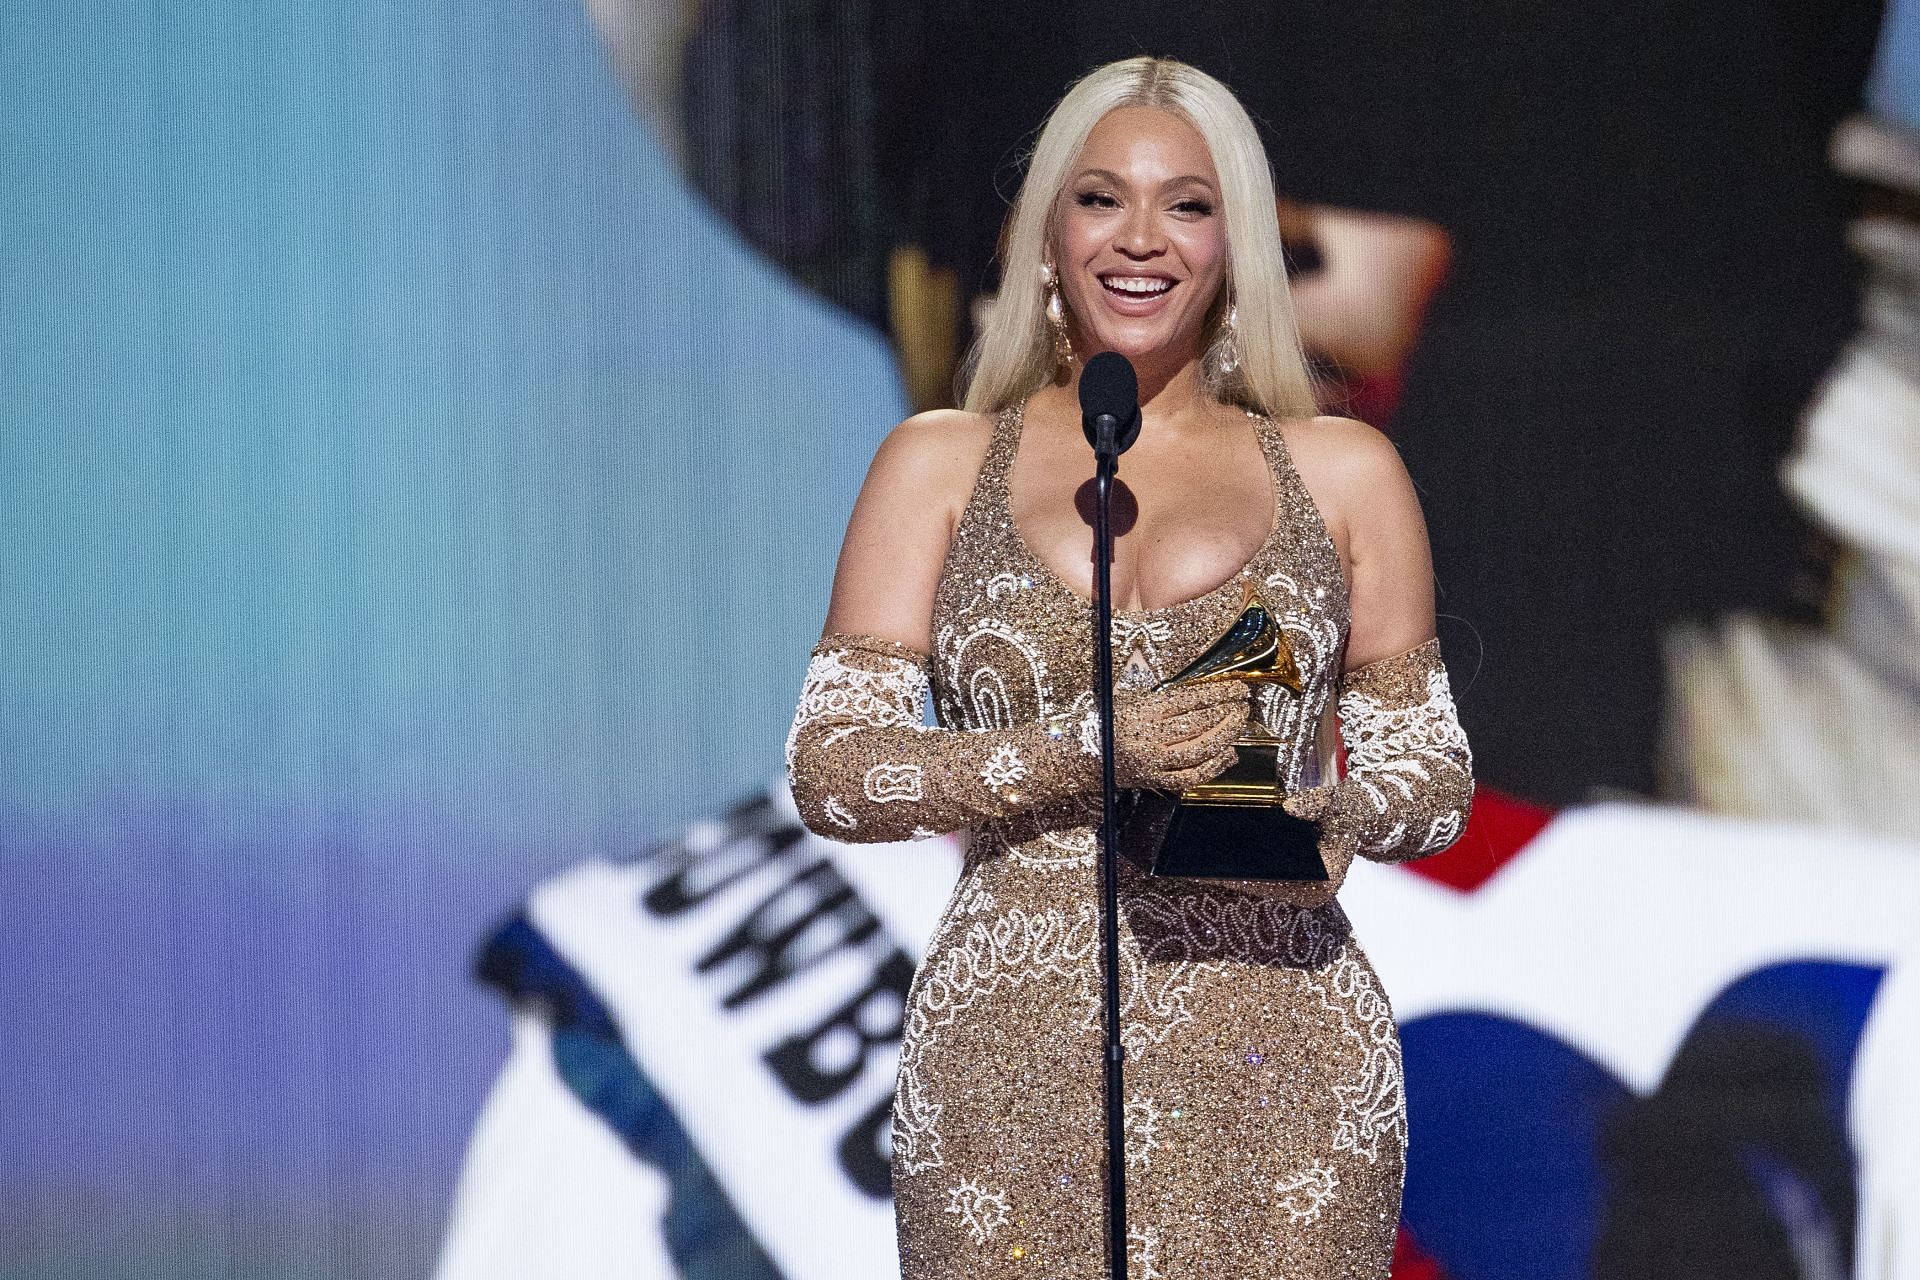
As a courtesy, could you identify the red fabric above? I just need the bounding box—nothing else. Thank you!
[1389,1224,1449,1279]
[1399,784,1554,892]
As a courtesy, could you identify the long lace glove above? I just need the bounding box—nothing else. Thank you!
[1284,638,1473,869]
[785,633,1245,844]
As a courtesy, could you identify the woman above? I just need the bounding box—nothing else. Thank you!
[786,57,1471,1279]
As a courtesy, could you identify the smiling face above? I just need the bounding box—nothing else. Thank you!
[1052,105,1229,375]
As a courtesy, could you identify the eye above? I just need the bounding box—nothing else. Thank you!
[1074,191,1120,209]
[1173,198,1215,216]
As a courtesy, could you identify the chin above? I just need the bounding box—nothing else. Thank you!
[1085,326,1191,366]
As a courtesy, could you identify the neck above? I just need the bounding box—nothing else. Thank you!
[1062,345,1211,424]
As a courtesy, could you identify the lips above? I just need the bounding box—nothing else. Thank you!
[1099,273,1176,298]
[1095,272,1179,315]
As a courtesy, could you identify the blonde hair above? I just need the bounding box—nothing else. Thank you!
[959,56,1321,420]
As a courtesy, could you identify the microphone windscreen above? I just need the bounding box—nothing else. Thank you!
[1079,351,1142,453]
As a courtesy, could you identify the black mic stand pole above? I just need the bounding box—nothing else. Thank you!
[1090,413,1129,1280]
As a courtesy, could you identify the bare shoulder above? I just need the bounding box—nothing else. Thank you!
[863,408,996,506]
[1278,414,1413,543]
[1278,414,1408,493]
[823,408,996,646]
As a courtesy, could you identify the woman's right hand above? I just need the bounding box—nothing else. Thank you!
[1112,680,1251,792]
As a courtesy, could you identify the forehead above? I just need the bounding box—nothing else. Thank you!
[1073,106,1218,185]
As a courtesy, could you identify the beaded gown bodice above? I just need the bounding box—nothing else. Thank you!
[928,399,1351,845]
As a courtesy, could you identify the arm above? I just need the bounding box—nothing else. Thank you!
[1328,638,1473,863]
[785,631,1097,841]
[786,413,1244,843]
[1284,418,1473,866]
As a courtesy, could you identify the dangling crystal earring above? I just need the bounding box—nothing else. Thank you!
[1042,261,1075,375]
[1215,299,1242,378]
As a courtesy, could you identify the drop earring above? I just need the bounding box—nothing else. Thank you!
[1042,262,1075,375]
[1215,299,1242,378]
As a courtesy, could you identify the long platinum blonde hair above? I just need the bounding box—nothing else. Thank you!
[959,57,1321,420]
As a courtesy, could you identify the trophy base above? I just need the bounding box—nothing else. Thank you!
[1118,744,1329,885]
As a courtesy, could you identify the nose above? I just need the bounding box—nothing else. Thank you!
[1114,206,1165,260]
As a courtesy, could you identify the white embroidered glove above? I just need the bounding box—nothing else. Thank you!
[1283,637,1473,867]
[785,633,1093,843]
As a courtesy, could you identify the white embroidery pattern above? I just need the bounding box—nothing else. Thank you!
[1077,710,1103,758]
[945,1179,1011,1244]
[984,571,1028,601]
[1020,821,1098,869]
[893,903,1101,1174]
[1118,892,1346,1058]
[980,743,1028,789]
[1273,1162,1339,1222]
[976,813,1099,871]
[936,617,1053,731]
[822,797,857,830]
[1039,693,1105,768]
[1112,615,1175,650]
[1259,569,1345,792]
[952,882,996,916]
[1128,891,1346,968]
[1338,662,1472,856]
[786,646,927,767]
[1124,1093,1161,1169]
[1306,947,1406,1164]
[864,762,924,804]
[1127,1224,1165,1280]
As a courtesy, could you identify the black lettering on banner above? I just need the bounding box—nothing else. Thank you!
[642,795,805,919]
[696,858,881,1009]
[837,1090,896,1200]
[765,950,913,1104]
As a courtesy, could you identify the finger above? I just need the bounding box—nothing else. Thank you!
[1155,748,1240,791]
[1158,694,1251,738]
[1152,738,1221,772]
[1150,726,1244,777]
[1281,785,1335,821]
[1151,680,1251,716]
[1153,705,1242,744]
[1150,713,1245,768]
[1176,681,1252,716]
[1188,713,1249,756]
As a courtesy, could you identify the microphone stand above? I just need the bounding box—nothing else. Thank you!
[1090,416,1129,1280]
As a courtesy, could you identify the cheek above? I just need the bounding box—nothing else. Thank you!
[1056,209,1104,267]
[1174,225,1228,288]
[1054,218,1106,312]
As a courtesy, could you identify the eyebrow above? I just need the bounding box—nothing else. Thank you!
[1074,167,1219,192]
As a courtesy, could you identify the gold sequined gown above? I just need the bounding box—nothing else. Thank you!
[891,403,1405,1279]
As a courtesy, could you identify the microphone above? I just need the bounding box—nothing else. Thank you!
[1079,351,1142,463]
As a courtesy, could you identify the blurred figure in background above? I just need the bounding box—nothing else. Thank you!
[1666,27,1920,842]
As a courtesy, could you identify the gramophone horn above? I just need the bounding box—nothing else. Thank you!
[1157,590,1302,695]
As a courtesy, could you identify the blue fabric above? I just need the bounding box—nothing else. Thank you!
[1401,960,1885,1280]
[1869,0,1920,131]
[479,913,786,1280]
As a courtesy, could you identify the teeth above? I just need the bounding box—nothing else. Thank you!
[1103,276,1173,296]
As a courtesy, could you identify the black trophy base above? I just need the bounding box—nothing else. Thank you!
[1119,792,1329,883]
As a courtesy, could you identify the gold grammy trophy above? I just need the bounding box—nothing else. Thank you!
[1118,588,1330,882]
